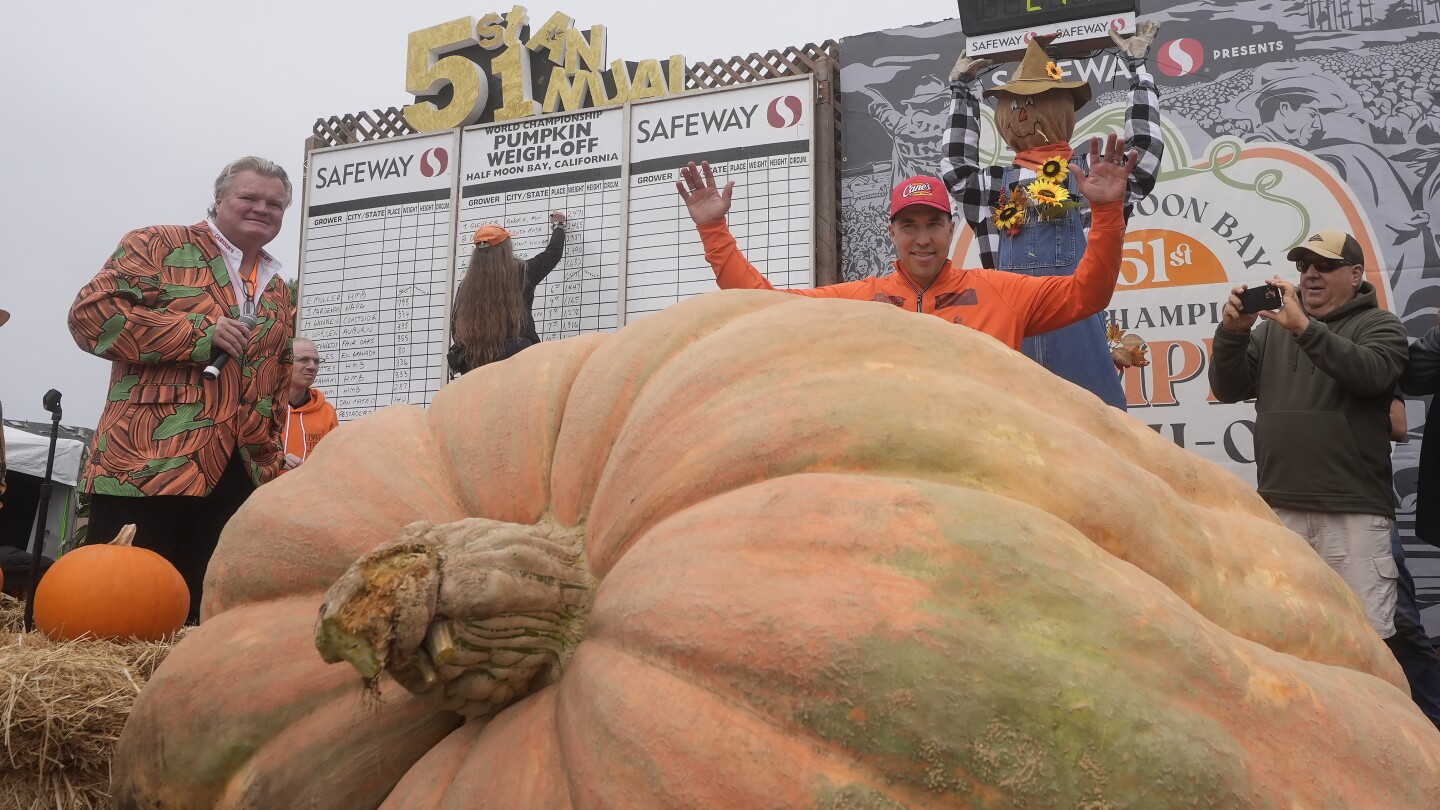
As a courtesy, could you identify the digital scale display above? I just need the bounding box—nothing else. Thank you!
[958,0,1140,59]
[959,0,1138,37]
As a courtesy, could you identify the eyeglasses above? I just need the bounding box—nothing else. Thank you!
[1295,258,1353,273]
[294,356,325,367]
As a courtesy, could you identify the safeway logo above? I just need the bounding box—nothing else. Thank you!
[767,96,803,128]
[1157,38,1205,78]
[1110,17,1129,32]
[419,147,449,177]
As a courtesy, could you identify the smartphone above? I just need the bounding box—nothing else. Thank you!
[1237,283,1282,315]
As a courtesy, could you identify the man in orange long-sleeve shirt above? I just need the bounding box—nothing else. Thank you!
[676,133,1138,353]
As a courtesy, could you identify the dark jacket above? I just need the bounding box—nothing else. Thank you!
[1209,281,1408,518]
[519,224,566,345]
[1401,325,1440,544]
[447,335,531,377]
[448,224,566,376]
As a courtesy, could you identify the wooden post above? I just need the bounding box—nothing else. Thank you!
[812,52,841,287]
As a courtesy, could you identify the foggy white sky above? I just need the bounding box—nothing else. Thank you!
[0,0,956,428]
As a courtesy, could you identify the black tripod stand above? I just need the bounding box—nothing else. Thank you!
[22,389,62,632]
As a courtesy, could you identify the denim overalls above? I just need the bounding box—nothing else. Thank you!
[997,157,1127,409]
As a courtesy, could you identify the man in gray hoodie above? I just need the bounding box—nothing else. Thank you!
[1210,229,1408,642]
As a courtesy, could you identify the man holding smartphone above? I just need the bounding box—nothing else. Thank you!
[1210,229,1408,647]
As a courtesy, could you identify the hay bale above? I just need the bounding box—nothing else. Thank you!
[0,594,186,810]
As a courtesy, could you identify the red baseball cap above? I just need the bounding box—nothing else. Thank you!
[890,176,952,219]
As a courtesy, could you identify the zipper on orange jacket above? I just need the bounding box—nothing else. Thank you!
[895,261,944,313]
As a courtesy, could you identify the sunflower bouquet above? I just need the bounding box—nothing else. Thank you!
[992,158,1084,235]
[992,186,1028,237]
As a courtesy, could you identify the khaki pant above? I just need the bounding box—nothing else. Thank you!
[1274,508,1398,639]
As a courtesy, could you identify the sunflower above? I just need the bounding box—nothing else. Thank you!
[993,202,1027,235]
[1038,158,1069,183]
[1045,61,1064,81]
[1026,179,1070,206]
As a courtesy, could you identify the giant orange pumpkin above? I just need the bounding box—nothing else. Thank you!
[113,291,1440,808]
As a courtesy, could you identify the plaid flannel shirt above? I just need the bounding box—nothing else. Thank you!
[939,58,1163,270]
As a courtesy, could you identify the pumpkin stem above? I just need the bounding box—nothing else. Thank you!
[111,524,138,547]
[315,517,594,720]
[425,619,456,666]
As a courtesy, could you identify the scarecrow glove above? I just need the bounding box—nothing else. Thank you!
[949,53,994,84]
[1110,20,1160,63]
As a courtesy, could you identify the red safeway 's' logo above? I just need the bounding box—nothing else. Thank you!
[1157,38,1205,77]
[419,147,449,177]
[767,96,803,128]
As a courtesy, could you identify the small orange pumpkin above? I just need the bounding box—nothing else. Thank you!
[34,524,189,641]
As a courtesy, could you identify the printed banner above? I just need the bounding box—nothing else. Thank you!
[839,3,1440,632]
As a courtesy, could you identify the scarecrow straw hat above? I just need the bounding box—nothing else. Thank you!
[984,34,1092,109]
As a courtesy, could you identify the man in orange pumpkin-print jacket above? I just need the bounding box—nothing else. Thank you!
[68,156,296,623]
[674,133,1139,353]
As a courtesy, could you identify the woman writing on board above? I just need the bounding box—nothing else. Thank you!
[448,211,566,376]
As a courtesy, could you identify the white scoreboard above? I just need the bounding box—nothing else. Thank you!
[298,76,816,421]
[300,132,456,421]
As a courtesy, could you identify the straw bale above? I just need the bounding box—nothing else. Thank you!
[0,595,186,810]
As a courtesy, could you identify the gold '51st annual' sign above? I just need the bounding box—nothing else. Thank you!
[404,6,688,132]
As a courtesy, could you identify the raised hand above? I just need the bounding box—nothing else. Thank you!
[949,51,994,83]
[1110,20,1160,60]
[1074,133,1140,205]
[676,161,734,225]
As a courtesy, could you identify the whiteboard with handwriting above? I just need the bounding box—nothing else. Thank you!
[299,131,456,421]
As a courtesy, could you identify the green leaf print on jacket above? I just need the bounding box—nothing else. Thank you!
[191,324,215,363]
[92,476,145,497]
[93,313,127,355]
[153,402,215,441]
[159,284,207,301]
[208,255,230,289]
[108,375,141,401]
[131,457,192,479]
[115,277,146,302]
[164,243,209,268]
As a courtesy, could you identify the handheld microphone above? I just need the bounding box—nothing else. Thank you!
[203,309,258,381]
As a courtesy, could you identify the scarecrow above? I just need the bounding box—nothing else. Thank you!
[940,24,1162,409]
